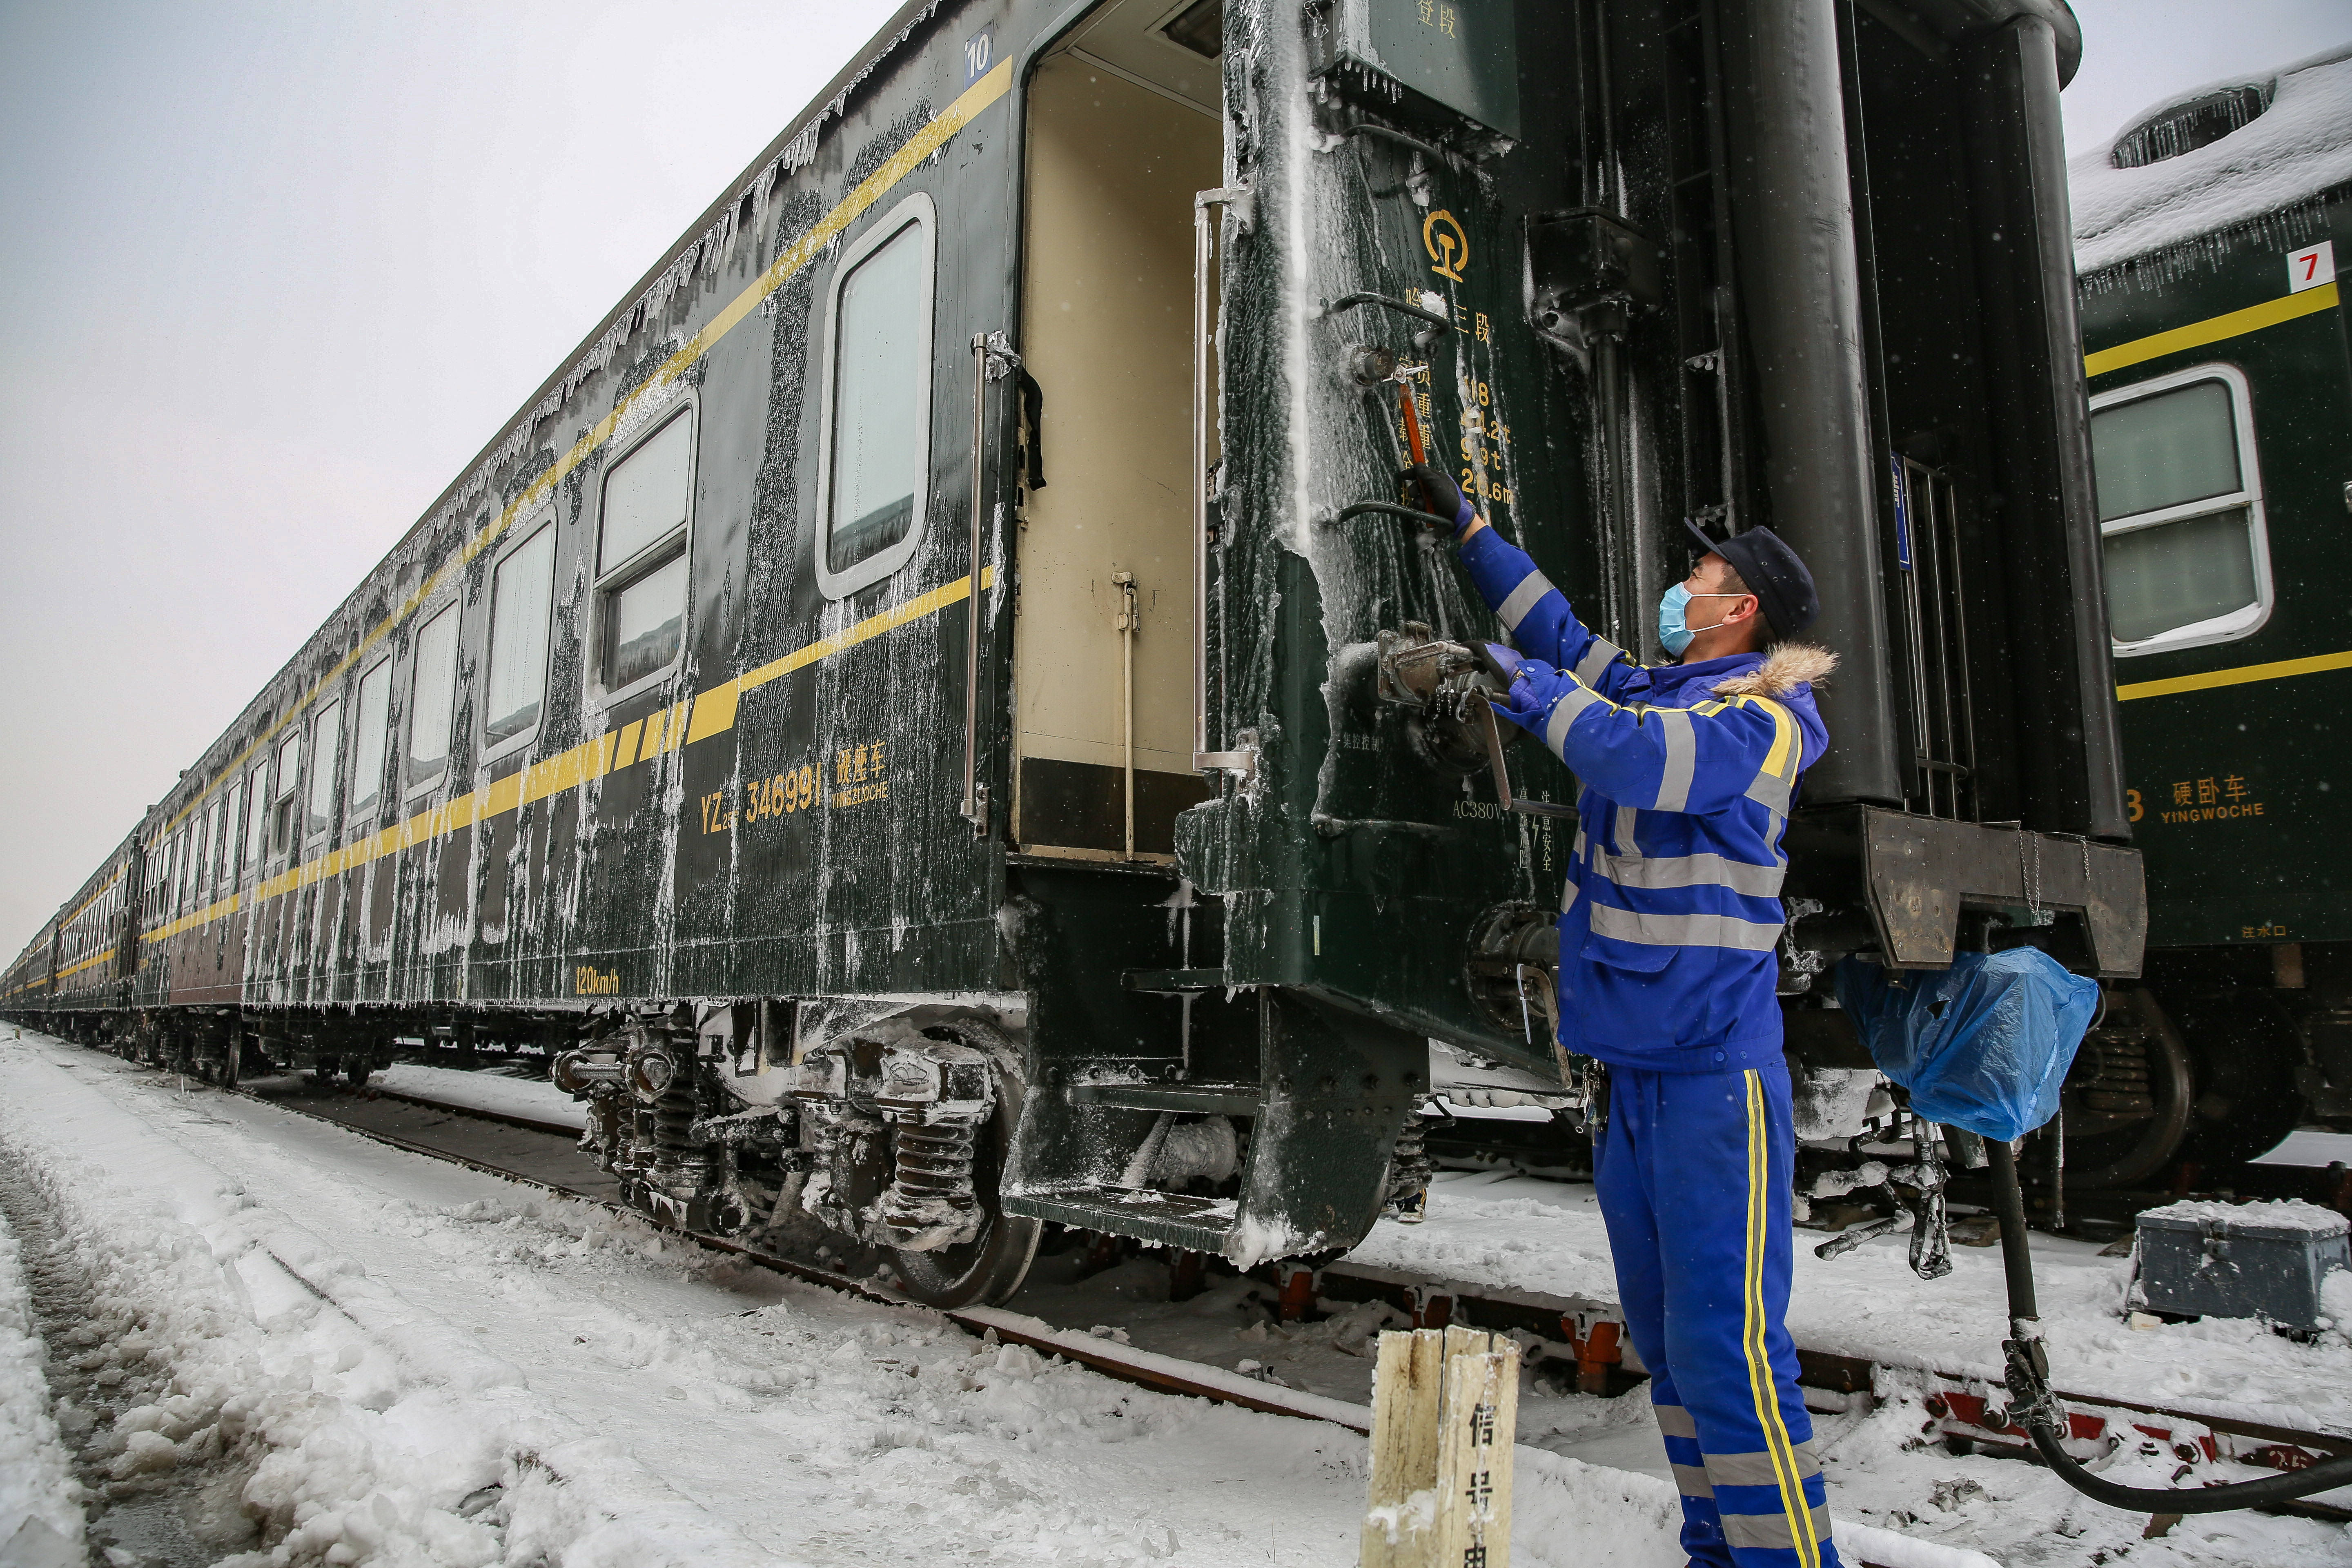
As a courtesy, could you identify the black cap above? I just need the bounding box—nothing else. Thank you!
[1682,520,1819,639]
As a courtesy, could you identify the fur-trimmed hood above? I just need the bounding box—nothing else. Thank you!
[1708,641,1838,699]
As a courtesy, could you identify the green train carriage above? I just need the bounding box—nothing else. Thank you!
[2070,45,2352,1182]
[3,0,2143,1305]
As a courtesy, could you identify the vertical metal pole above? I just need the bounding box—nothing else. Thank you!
[1116,572,1137,858]
[1191,187,1251,777]
[961,334,989,832]
[1190,197,1214,771]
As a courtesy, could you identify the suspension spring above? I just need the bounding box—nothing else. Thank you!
[1386,1114,1433,1218]
[654,1072,697,1152]
[882,1114,985,1248]
[2071,1024,2155,1116]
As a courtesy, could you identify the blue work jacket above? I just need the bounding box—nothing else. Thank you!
[1460,528,1835,1072]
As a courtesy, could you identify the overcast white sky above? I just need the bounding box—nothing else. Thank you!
[2,0,2347,949]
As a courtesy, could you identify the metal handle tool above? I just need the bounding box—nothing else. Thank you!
[1477,701,1577,818]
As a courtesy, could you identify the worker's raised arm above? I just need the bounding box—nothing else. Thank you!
[1408,461,1642,698]
[1497,661,1804,818]
[1458,527,1642,700]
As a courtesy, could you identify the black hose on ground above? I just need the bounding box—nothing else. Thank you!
[1988,1139,2352,1511]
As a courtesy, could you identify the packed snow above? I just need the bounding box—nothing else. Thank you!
[373,1064,587,1131]
[2071,44,2352,275]
[1349,1170,2352,1434]
[2137,1197,2350,1236]
[2256,1128,2352,1169]
[4,1031,2348,1566]
[0,1185,84,1567]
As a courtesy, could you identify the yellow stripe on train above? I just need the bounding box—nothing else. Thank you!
[145,568,993,944]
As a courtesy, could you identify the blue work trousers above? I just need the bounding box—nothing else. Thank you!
[1595,1062,1842,1568]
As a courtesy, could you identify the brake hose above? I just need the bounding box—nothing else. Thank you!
[1987,1140,2352,1511]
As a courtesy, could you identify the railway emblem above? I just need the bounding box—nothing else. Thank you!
[1423,210,1469,282]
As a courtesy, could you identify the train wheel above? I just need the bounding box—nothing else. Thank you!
[2168,989,2305,1168]
[884,1026,1041,1310]
[345,1056,372,1090]
[223,1033,242,1091]
[2064,987,2192,1190]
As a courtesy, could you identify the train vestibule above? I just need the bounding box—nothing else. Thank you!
[1010,7,1221,862]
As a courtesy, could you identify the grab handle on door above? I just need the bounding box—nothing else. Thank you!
[1192,186,1254,779]
[962,331,1023,835]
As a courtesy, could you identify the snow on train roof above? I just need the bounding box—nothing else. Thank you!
[2070,42,2352,276]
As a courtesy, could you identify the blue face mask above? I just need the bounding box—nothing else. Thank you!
[1657,584,1740,657]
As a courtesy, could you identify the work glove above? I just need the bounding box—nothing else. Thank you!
[1408,462,1477,537]
[1483,647,1577,735]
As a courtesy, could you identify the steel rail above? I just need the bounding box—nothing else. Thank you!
[305,1065,2351,1504]
[363,1083,585,1141]
[223,1078,1361,1429]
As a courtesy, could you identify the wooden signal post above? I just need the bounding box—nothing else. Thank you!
[1362,1326,1519,1568]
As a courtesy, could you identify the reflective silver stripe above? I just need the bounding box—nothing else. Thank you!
[1720,1505,1833,1552]
[1574,637,1626,684]
[1543,683,1605,756]
[1654,708,1697,813]
[1497,568,1556,632]
[1592,849,1785,898]
[1746,771,1793,815]
[1614,804,1639,855]
[1671,1463,1716,1499]
[1706,1447,1821,1488]
[1588,902,1786,951]
[1653,1402,1698,1440]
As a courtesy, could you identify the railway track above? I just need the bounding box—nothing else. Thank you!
[235,1063,2352,1533]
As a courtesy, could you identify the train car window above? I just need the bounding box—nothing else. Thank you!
[168,826,188,914]
[306,700,343,842]
[271,731,302,858]
[196,798,220,904]
[2091,364,2271,657]
[485,523,556,749]
[186,812,207,909]
[222,777,246,892]
[244,764,268,869]
[348,659,392,822]
[596,410,694,692]
[815,193,936,599]
[407,604,460,791]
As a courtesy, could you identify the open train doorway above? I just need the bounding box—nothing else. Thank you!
[1011,0,1222,861]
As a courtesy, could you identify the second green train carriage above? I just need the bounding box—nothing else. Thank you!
[2067,44,2352,1186]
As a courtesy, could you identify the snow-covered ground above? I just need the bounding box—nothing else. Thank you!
[373,1063,586,1131]
[0,1168,85,1567]
[1348,1170,2352,1437]
[3,1030,2348,1567]
[2256,1129,2352,1169]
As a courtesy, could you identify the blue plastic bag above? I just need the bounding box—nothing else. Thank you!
[1832,948,2099,1142]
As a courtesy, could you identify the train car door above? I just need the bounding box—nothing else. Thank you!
[1175,0,1604,1057]
[1010,0,1223,861]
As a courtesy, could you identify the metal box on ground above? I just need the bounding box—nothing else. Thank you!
[2134,1198,2350,1332]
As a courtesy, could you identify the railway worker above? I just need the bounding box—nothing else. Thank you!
[1413,462,1841,1568]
